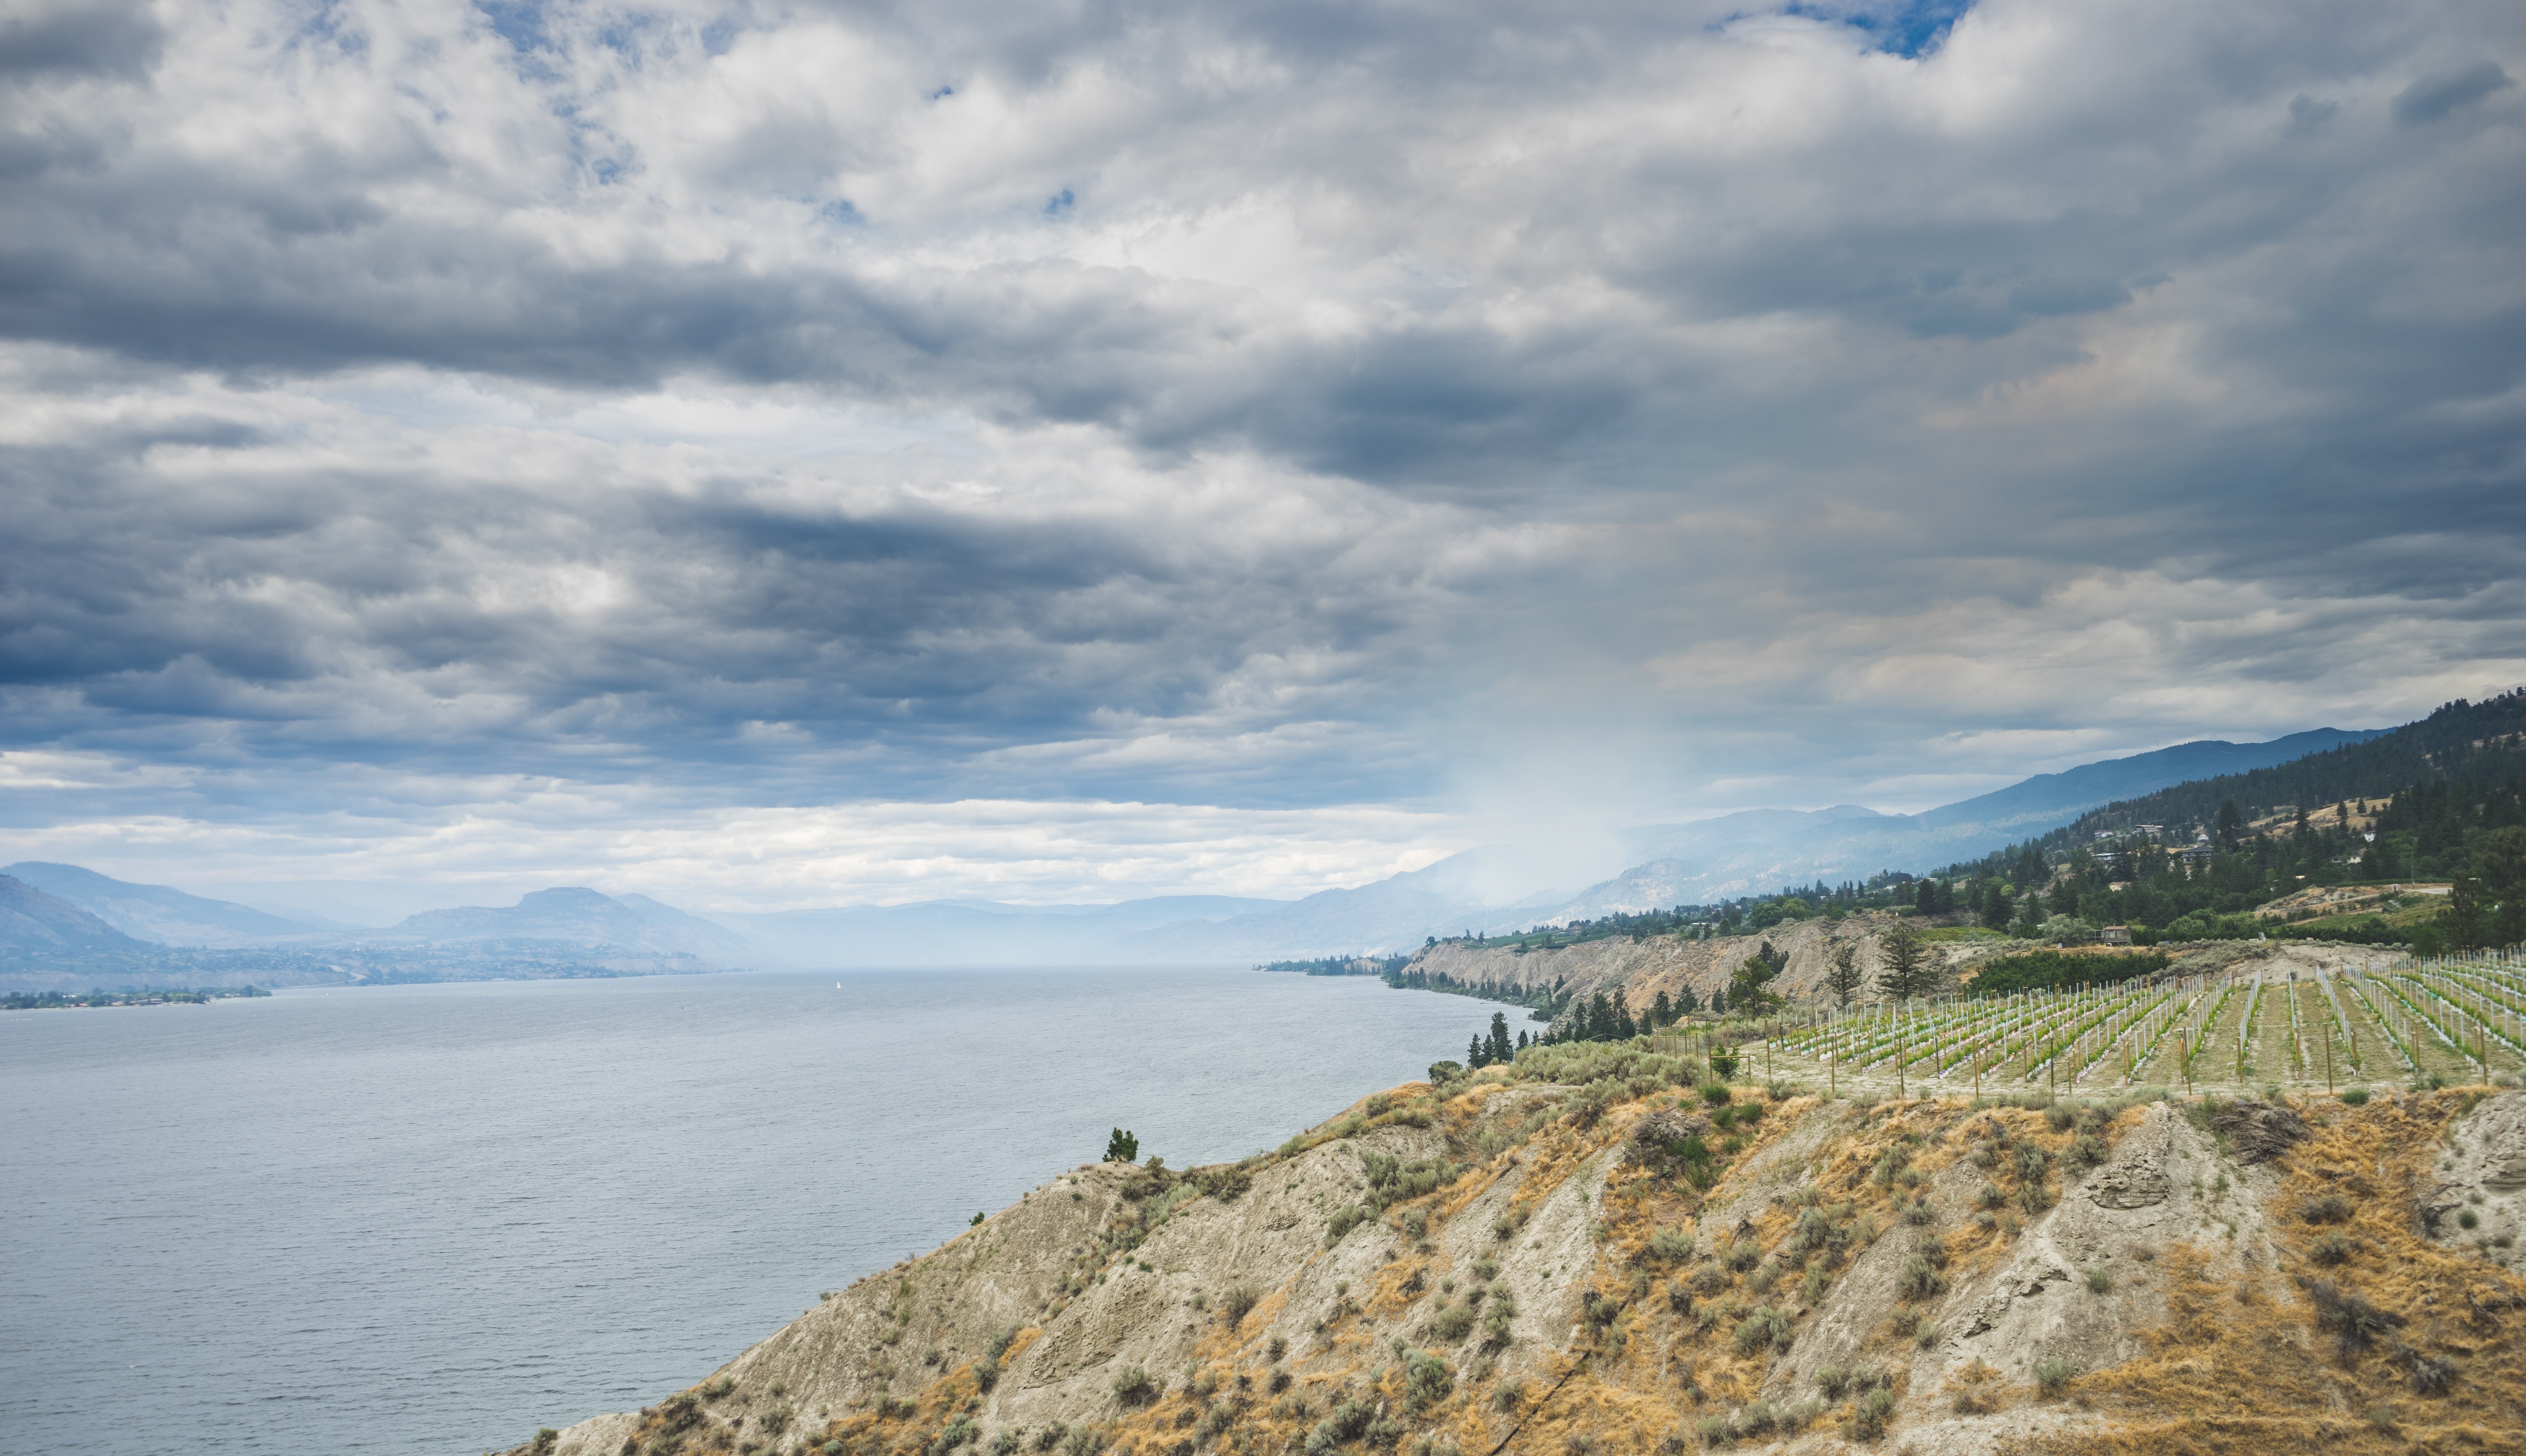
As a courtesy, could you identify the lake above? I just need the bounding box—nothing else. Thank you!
[0,966,1526,1455]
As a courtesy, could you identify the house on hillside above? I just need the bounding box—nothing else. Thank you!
[2100,926,2133,945]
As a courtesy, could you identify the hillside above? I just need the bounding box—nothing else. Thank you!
[2004,691,2526,869]
[1564,728,2385,913]
[379,886,754,961]
[3,861,320,945]
[0,873,150,956]
[498,1057,2526,1456]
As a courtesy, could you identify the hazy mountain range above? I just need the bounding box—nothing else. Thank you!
[0,724,2384,982]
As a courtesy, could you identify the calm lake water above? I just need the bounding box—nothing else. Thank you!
[0,966,1524,1456]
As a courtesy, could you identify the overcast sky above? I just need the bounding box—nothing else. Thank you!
[1,0,2520,911]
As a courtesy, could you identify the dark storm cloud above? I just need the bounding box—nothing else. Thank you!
[0,0,2520,900]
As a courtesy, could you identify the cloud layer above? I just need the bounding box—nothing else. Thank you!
[1,0,2520,905]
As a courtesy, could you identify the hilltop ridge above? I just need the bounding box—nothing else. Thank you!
[499,1049,2526,1456]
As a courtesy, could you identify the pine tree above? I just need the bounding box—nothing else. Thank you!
[1875,921,1933,1003]
[1516,1029,1530,1052]
[1650,990,1673,1028]
[1469,1033,1488,1069]
[1105,1128,1139,1163]
[1487,1011,1512,1064]
[1675,983,1700,1014]
[1824,941,1864,1007]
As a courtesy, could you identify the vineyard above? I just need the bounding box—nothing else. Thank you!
[1700,946,2526,1094]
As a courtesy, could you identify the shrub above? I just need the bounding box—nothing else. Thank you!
[1723,1239,1761,1273]
[1648,1226,1696,1263]
[1731,1305,1792,1357]
[1693,1415,1732,1447]
[1113,1367,1159,1407]
[1268,1335,1288,1361]
[2033,1358,2076,1395]
[1218,1283,1259,1326]
[1402,1350,1454,1411]
[1493,1379,1525,1411]
[1842,1387,1895,1440]
[1473,1257,1500,1281]
[1426,1305,1476,1342]
[1977,1182,2006,1209]
[1325,1206,1370,1245]
[2339,1087,2370,1105]
[2085,1267,2113,1294]
[1268,1370,1292,1394]
[1897,1254,1948,1300]
[2457,1208,2480,1230]
[1482,1300,1516,1349]
[2310,1279,2402,1361]
[2302,1194,2353,1224]
[2312,1233,2353,1265]
[1735,1401,1775,1435]
[2402,1348,2457,1395]
[1902,1199,1934,1226]
[1699,1082,1733,1105]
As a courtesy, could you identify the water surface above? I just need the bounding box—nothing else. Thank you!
[0,965,1523,1456]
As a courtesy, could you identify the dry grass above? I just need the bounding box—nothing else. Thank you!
[2033,1091,2526,1455]
[583,1082,2519,1456]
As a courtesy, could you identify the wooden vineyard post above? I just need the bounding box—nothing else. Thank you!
[2180,1029,2191,1097]
[2481,1022,2491,1085]
[1897,1013,1906,1101]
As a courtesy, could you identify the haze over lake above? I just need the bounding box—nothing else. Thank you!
[1,967,1521,1456]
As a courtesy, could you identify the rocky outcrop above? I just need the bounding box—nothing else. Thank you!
[510,1073,2526,1456]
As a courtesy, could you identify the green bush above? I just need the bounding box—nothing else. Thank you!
[2084,1267,2113,1294]
[2033,1358,2076,1395]
[1325,1205,1370,1246]
[2313,1233,2353,1265]
[2339,1087,2370,1105]
[2302,1194,2353,1224]
[1842,1387,1895,1440]
[1897,1254,1948,1300]
[1425,1304,1476,1342]
[1112,1367,1159,1407]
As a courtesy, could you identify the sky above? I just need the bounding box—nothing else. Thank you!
[0,0,2521,915]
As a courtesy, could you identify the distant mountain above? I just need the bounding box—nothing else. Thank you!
[1910,728,2385,833]
[3,862,322,945]
[1552,727,2385,913]
[0,874,151,954]
[379,887,754,962]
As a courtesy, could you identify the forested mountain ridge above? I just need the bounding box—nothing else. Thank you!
[2020,690,2526,855]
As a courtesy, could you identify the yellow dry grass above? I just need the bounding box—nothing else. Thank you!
[2031,1091,2526,1456]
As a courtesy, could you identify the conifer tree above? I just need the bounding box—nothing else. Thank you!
[1650,990,1673,1027]
[1468,1033,1487,1068]
[1105,1128,1140,1163]
[1875,920,1934,1003]
[1824,941,1865,1007]
[1487,1011,1512,1064]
